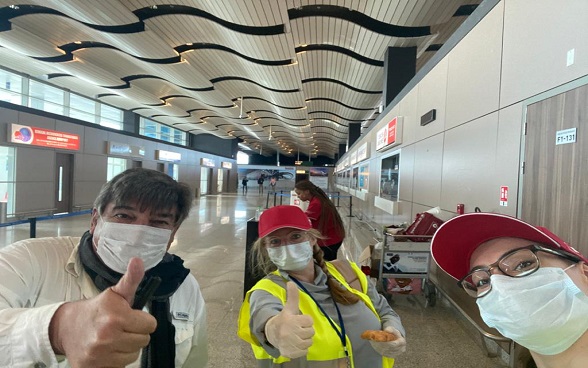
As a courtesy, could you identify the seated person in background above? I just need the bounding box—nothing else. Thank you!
[238,205,406,367]
[431,212,588,368]
[0,168,207,368]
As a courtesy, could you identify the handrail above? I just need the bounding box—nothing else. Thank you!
[11,208,57,220]
[433,283,510,342]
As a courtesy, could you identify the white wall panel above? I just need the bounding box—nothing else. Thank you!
[445,1,502,128]
[412,133,444,207]
[493,103,524,216]
[416,58,448,141]
[440,113,499,213]
[397,87,418,146]
[500,0,588,107]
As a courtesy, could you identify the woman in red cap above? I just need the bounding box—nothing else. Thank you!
[238,205,406,367]
[431,212,588,368]
[294,180,345,261]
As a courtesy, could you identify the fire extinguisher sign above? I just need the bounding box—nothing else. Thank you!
[500,186,508,206]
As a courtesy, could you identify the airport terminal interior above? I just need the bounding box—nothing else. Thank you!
[1,0,588,367]
[0,191,510,368]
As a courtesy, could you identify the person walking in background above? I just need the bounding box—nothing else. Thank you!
[0,168,207,368]
[431,212,588,368]
[294,180,345,261]
[269,176,277,193]
[238,205,406,367]
[242,176,249,194]
[258,174,265,194]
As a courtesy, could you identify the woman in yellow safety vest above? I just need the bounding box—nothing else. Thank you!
[238,205,406,367]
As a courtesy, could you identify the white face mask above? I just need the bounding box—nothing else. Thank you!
[477,266,588,355]
[267,241,313,271]
[94,218,172,273]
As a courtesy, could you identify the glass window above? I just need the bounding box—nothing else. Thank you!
[107,157,127,181]
[29,80,64,115]
[200,167,209,196]
[160,125,171,141]
[0,146,16,217]
[100,104,123,130]
[237,151,249,164]
[69,94,96,123]
[380,153,400,201]
[0,69,23,105]
[139,117,186,145]
[217,169,224,193]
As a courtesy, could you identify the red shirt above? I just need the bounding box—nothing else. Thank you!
[305,196,344,247]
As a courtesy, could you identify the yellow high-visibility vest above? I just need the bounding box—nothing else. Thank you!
[238,262,394,368]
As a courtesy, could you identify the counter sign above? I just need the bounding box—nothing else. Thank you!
[555,128,576,145]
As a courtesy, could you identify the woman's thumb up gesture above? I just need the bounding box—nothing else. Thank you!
[265,282,315,358]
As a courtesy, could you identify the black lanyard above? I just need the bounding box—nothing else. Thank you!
[289,276,349,358]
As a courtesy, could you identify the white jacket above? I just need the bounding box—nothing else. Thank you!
[0,236,207,368]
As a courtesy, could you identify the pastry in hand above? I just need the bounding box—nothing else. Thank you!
[361,329,398,342]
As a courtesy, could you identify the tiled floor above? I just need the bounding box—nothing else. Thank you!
[0,192,508,368]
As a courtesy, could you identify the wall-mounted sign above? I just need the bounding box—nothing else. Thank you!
[357,142,369,162]
[201,158,215,167]
[156,150,181,162]
[221,162,233,169]
[349,150,357,165]
[555,128,576,145]
[500,186,508,206]
[376,117,402,151]
[10,123,80,151]
[107,142,145,157]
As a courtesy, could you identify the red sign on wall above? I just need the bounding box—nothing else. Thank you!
[500,186,508,206]
[387,118,397,144]
[376,117,399,150]
[10,124,80,151]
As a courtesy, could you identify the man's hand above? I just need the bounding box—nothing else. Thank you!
[265,282,315,359]
[49,257,157,368]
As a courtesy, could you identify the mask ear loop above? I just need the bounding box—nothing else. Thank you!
[563,263,577,272]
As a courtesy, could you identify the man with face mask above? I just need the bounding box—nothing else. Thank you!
[0,168,207,368]
[431,212,588,368]
[238,205,406,367]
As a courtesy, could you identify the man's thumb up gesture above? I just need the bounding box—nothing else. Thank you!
[265,282,315,358]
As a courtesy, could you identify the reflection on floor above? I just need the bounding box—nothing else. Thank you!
[0,192,508,368]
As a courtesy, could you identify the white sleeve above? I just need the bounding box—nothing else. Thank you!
[0,239,73,367]
[0,303,64,367]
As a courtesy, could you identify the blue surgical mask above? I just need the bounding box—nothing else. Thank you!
[267,241,313,271]
[477,266,588,355]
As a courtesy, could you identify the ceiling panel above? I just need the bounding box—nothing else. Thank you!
[0,0,481,158]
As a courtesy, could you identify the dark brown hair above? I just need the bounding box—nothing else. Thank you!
[294,180,345,240]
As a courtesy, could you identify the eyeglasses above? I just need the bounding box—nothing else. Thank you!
[266,231,308,248]
[458,244,581,298]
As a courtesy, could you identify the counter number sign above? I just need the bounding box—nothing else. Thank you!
[555,128,576,145]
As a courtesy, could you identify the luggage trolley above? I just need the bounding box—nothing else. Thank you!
[377,233,437,306]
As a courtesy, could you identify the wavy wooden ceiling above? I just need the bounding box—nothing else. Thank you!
[0,0,481,159]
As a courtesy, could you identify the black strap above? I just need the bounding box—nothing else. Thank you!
[141,299,176,368]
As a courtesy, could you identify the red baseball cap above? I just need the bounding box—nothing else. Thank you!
[258,205,312,238]
[431,212,588,281]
